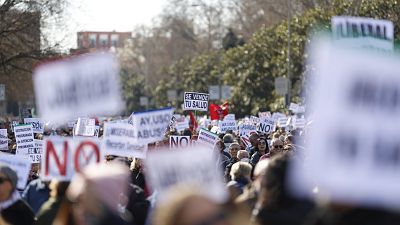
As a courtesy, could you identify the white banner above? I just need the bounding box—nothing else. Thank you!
[33,53,124,123]
[169,136,193,149]
[132,108,174,144]
[41,137,102,181]
[23,118,44,134]
[197,128,219,149]
[102,122,147,158]
[14,124,34,155]
[0,129,7,150]
[183,92,209,111]
[145,147,227,203]
[0,154,31,189]
[290,38,400,209]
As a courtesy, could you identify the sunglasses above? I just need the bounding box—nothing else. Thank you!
[274,145,283,148]
[0,177,9,184]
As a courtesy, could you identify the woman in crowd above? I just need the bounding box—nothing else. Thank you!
[250,138,269,167]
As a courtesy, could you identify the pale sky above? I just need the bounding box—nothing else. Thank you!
[60,0,168,49]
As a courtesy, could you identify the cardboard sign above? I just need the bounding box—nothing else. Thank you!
[197,128,219,149]
[290,38,400,209]
[169,136,193,149]
[74,118,95,136]
[183,92,209,111]
[132,108,174,144]
[14,124,34,155]
[24,118,44,134]
[0,129,7,150]
[218,120,237,133]
[102,122,147,158]
[257,117,275,134]
[41,137,102,180]
[331,16,394,50]
[145,147,227,203]
[33,53,124,123]
[0,154,31,189]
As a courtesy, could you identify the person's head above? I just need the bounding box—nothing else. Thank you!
[130,158,143,172]
[214,139,225,152]
[0,165,17,201]
[230,162,252,182]
[249,133,259,147]
[284,135,294,145]
[256,138,269,155]
[270,139,284,156]
[183,128,192,139]
[237,150,249,162]
[153,186,230,225]
[229,143,240,159]
[223,134,234,145]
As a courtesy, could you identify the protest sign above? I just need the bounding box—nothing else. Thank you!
[258,112,271,118]
[102,122,147,158]
[224,114,235,121]
[132,108,174,144]
[0,129,7,150]
[41,137,102,180]
[289,103,299,112]
[14,124,34,155]
[74,118,95,136]
[183,92,209,111]
[218,119,237,133]
[33,53,124,123]
[277,117,289,128]
[145,147,227,203]
[197,128,219,149]
[0,154,31,189]
[239,123,257,137]
[293,117,306,129]
[290,38,400,209]
[26,140,43,163]
[250,116,260,125]
[175,117,189,132]
[169,136,193,149]
[331,16,393,50]
[24,118,44,134]
[257,117,275,134]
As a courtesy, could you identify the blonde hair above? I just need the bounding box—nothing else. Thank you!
[230,162,252,180]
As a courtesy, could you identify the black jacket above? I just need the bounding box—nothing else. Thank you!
[2,199,35,225]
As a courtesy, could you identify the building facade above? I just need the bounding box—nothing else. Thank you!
[77,31,132,50]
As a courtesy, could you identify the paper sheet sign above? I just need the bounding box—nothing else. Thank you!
[145,147,227,203]
[102,122,147,158]
[0,129,7,150]
[218,120,237,133]
[33,53,124,123]
[290,38,400,210]
[41,137,102,181]
[23,118,44,134]
[131,108,174,144]
[0,154,31,189]
[197,128,219,149]
[14,124,34,155]
[183,92,209,111]
[257,117,275,134]
[74,118,95,136]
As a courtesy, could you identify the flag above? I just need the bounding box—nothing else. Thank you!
[210,102,229,120]
[189,111,198,132]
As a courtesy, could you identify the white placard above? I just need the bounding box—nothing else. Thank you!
[24,118,44,134]
[183,92,209,111]
[277,117,288,128]
[290,38,400,209]
[0,153,31,189]
[26,140,43,163]
[102,122,147,158]
[289,103,299,112]
[218,120,237,133]
[239,123,257,137]
[74,118,95,136]
[0,129,7,150]
[224,114,235,121]
[197,128,219,149]
[132,108,174,144]
[258,112,271,118]
[331,16,394,50]
[145,147,227,203]
[176,118,189,132]
[33,53,124,123]
[41,137,102,181]
[250,116,260,125]
[169,136,193,149]
[257,117,275,134]
[14,124,34,155]
[293,117,306,129]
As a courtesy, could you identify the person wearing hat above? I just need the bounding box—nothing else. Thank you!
[0,164,35,225]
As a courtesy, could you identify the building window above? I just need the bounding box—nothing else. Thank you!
[99,34,108,47]
[111,34,119,47]
[89,34,97,48]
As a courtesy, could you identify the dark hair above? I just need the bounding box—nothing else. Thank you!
[255,137,269,154]
[183,128,192,138]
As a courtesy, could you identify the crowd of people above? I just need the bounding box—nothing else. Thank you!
[0,115,398,225]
